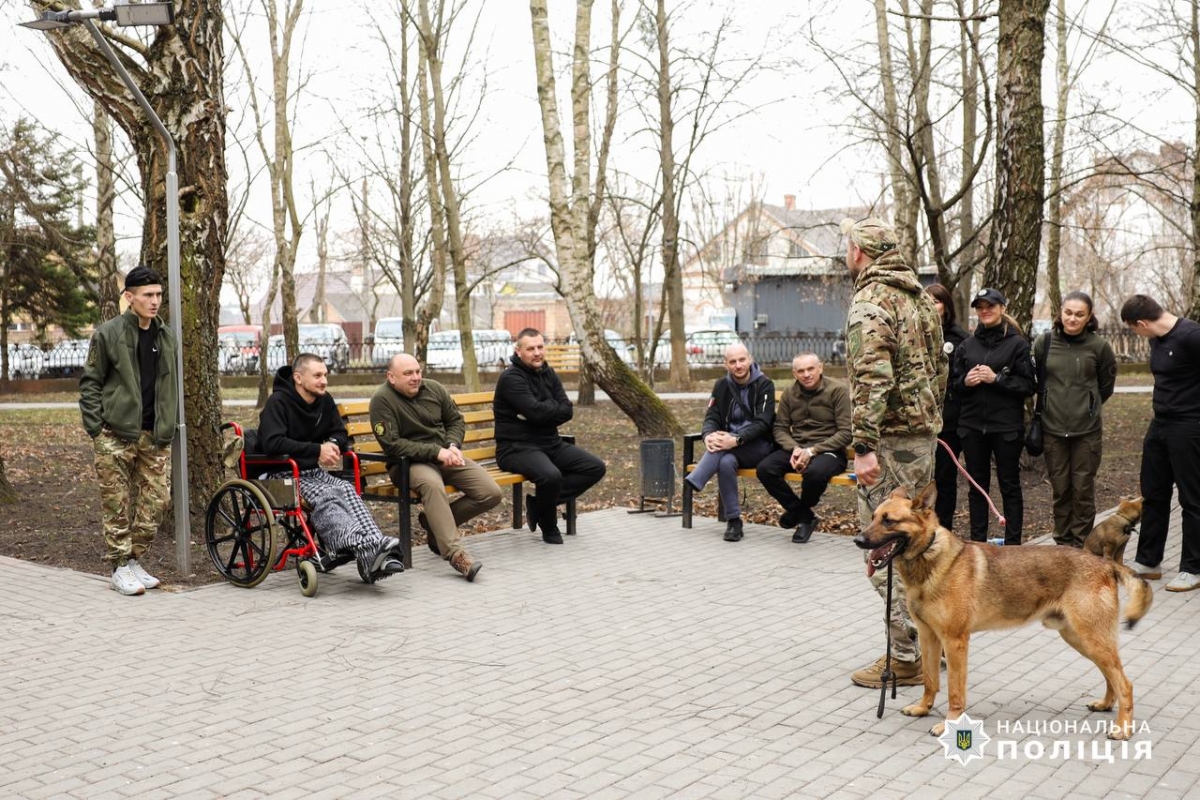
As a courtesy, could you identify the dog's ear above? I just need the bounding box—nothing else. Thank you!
[911,481,937,512]
[889,486,911,500]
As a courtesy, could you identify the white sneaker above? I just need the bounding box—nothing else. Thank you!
[111,565,146,596]
[127,559,160,589]
[1166,572,1200,592]
[1129,561,1162,580]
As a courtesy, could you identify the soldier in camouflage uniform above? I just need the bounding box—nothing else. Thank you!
[79,266,178,596]
[841,218,947,688]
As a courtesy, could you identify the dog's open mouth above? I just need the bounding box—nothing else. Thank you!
[866,537,906,577]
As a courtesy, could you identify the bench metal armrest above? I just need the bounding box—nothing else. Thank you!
[683,432,703,468]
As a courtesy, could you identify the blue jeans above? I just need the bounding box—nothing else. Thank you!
[686,438,775,519]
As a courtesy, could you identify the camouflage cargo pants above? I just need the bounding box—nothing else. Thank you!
[93,430,172,566]
[857,433,936,662]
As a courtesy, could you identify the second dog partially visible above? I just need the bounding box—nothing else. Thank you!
[1084,497,1143,566]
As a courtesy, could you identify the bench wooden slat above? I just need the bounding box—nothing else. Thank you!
[340,388,578,567]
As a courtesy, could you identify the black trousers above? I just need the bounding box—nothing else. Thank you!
[497,441,606,534]
[960,429,1024,544]
[933,430,962,532]
[755,448,847,523]
[1137,423,1200,573]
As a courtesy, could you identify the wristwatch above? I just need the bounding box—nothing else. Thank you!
[853,442,874,456]
[735,435,744,446]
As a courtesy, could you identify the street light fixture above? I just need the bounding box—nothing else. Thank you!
[20,2,191,574]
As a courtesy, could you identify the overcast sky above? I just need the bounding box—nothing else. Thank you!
[2,0,1193,295]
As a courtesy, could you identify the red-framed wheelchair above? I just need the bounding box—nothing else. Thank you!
[204,422,365,597]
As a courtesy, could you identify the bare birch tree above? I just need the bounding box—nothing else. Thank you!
[529,0,681,437]
[93,102,120,321]
[985,0,1050,328]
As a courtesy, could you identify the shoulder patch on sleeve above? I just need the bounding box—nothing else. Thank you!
[86,343,98,367]
[373,421,385,437]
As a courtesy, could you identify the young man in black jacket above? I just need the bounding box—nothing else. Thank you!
[684,342,776,542]
[494,329,606,544]
[1121,294,1200,592]
[258,354,404,583]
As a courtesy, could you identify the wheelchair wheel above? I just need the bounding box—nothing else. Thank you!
[297,560,319,597]
[205,479,278,588]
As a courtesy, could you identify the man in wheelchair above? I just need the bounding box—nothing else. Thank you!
[258,353,404,583]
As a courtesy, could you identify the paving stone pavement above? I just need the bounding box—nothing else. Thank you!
[2,503,1199,800]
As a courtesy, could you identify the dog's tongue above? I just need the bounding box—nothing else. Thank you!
[866,542,893,578]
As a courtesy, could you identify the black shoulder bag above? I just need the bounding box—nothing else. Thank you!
[1025,333,1051,456]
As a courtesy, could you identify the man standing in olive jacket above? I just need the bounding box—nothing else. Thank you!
[79,266,177,596]
[494,329,606,544]
[756,353,851,543]
[370,354,500,581]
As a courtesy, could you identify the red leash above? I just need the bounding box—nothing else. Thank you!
[937,437,1006,527]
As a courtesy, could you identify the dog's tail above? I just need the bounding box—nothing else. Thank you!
[1115,564,1153,630]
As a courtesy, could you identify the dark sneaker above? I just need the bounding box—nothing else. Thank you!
[526,495,539,533]
[542,528,564,545]
[723,517,744,542]
[357,538,393,584]
[792,517,818,544]
[375,557,405,579]
[851,655,923,688]
[418,512,440,556]
[450,550,481,582]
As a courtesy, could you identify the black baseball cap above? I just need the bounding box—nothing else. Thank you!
[970,287,1007,307]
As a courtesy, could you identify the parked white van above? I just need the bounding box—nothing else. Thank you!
[425,329,513,372]
[372,317,406,367]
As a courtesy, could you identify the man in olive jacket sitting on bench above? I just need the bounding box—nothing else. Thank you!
[369,354,500,581]
[756,353,851,543]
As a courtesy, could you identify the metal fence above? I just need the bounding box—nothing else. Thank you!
[1,326,1151,380]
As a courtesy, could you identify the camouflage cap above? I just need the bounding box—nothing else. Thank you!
[839,217,898,259]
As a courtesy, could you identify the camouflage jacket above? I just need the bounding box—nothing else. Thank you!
[845,252,947,449]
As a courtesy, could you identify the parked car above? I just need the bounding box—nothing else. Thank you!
[45,338,90,378]
[829,336,847,366]
[265,324,351,373]
[371,317,405,367]
[684,328,741,366]
[5,343,46,380]
[567,329,636,365]
[425,329,513,372]
[217,325,262,375]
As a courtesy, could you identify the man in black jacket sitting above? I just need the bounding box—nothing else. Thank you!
[258,353,404,583]
[684,342,776,542]
[494,329,607,544]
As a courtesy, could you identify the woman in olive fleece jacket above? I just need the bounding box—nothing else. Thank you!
[1034,291,1118,548]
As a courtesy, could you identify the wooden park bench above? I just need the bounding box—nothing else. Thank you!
[680,391,857,528]
[338,391,577,567]
[544,343,582,372]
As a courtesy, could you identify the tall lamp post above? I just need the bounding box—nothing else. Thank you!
[21,3,191,573]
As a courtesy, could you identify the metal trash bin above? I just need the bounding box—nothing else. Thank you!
[632,438,675,515]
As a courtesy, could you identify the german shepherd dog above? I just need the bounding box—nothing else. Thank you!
[1084,497,1144,567]
[854,483,1153,740]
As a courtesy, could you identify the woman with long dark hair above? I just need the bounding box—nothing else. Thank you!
[952,288,1035,544]
[925,283,969,531]
[1035,291,1118,547]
